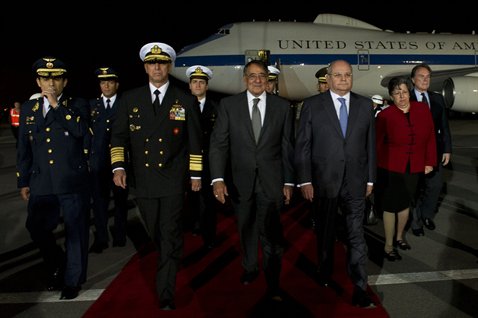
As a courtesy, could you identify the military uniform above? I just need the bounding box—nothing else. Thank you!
[110,42,202,309]
[16,57,90,299]
[185,65,218,248]
[88,67,128,251]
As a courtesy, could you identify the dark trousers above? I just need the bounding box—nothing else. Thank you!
[27,192,89,287]
[91,173,129,244]
[233,178,284,291]
[411,164,443,229]
[135,194,184,301]
[188,184,217,245]
[315,180,368,290]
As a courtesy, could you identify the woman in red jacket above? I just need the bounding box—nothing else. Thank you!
[376,76,436,261]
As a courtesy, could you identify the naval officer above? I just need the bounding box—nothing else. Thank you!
[186,65,219,250]
[110,42,203,310]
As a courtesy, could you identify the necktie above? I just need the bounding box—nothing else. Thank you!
[153,89,160,115]
[421,92,429,107]
[106,98,111,114]
[251,98,261,143]
[338,97,348,137]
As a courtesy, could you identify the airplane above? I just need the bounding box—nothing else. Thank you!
[171,13,478,113]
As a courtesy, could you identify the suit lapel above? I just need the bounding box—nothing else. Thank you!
[261,96,275,144]
[139,86,158,137]
[324,92,343,137]
[346,93,360,138]
[236,92,256,144]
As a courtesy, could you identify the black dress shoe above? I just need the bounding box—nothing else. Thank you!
[60,286,80,300]
[89,241,108,254]
[412,228,425,236]
[47,267,63,291]
[352,287,376,308]
[423,218,436,230]
[240,270,259,285]
[159,299,176,310]
[315,276,344,295]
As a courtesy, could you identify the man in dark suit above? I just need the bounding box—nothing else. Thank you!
[88,67,128,253]
[186,65,218,250]
[209,60,295,301]
[17,57,90,300]
[295,60,376,308]
[410,63,452,236]
[110,42,202,311]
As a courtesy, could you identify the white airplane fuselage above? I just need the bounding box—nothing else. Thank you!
[172,16,478,112]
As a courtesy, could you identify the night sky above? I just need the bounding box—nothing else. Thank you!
[1,2,477,107]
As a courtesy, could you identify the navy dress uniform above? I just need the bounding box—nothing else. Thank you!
[186,65,219,248]
[110,42,202,310]
[266,65,280,95]
[88,67,128,252]
[16,57,90,299]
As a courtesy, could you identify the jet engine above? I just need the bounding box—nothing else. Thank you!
[442,76,478,113]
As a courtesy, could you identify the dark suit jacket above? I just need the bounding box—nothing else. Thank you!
[411,90,452,160]
[17,95,90,195]
[295,91,376,198]
[200,97,218,183]
[376,101,437,173]
[209,91,295,201]
[110,83,202,198]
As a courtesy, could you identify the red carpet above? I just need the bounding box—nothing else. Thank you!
[83,201,389,318]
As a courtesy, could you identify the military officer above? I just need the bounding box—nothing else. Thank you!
[16,57,90,300]
[88,67,128,253]
[266,65,280,95]
[315,67,329,93]
[110,42,203,311]
[186,65,218,250]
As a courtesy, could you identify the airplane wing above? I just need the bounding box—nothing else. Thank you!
[381,66,478,91]
[380,66,478,111]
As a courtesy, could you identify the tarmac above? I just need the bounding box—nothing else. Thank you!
[0,117,477,318]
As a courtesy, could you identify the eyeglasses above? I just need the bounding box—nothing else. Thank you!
[328,73,352,79]
[246,73,267,81]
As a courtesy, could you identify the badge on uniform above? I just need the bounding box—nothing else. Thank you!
[26,116,35,125]
[169,100,185,121]
[32,103,39,112]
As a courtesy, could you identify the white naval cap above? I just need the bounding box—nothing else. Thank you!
[267,65,280,81]
[371,94,384,105]
[186,65,213,80]
[139,42,176,63]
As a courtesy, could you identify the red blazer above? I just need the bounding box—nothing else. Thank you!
[376,101,437,174]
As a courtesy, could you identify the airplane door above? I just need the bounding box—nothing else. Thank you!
[357,50,370,71]
[245,49,271,65]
